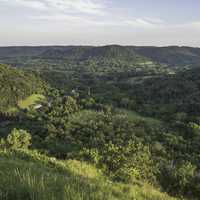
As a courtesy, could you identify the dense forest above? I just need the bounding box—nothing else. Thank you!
[0,45,200,200]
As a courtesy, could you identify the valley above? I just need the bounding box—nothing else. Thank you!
[0,45,200,200]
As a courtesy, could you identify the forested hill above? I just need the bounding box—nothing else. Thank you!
[1,45,200,67]
[133,46,200,66]
[0,45,151,64]
[39,45,147,62]
[0,64,46,112]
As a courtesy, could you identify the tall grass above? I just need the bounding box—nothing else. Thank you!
[0,149,178,200]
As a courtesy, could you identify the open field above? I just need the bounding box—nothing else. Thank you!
[118,109,163,127]
[17,94,45,109]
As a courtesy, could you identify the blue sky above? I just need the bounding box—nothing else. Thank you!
[0,0,200,46]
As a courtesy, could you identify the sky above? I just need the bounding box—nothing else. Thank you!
[0,0,200,46]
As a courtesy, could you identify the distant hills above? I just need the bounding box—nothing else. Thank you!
[1,45,200,113]
[133,46,200,66]
[1,45,200,67]
[0,45,149,64]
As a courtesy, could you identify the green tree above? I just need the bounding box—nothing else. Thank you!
[3,129,32,149]
[161,161,196,196]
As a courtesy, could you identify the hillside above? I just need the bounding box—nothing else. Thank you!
[123,67,200,117]
[0,46,171,92]
[133,46,200,67]
[0,45,158,69]
[0,64,46,112]
[1,45,200,68]
[39,45,148,63]
[0,149,178,200]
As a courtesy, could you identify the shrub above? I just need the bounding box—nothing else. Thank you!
[160,161,196,196]
[79,141,155,183]
[0,129,32,149]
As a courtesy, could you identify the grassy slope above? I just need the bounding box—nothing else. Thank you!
[0,149,178,200]
[7,94,45,113]
[118,109,163,127]
[17,94,45,109]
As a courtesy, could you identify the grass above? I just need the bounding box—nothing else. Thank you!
[6,107,19,113]
[118,109,163,127]
[6,94,45,114]
[17,94,45,109]
[0,149,179,200]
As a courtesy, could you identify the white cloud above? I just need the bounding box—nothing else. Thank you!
[31,13,164,28]
[0,0,105,15]
[181,21,200,29]
[143,17,165,25]
[1,0,200,46]
[0,0,163,28]
[31,14,97,25]
[0,0,47,10]
[17,0,47,10]
[45,0,105,15]
[124,19,157,28]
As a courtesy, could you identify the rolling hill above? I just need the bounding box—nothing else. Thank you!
[133,46,200,67]
[0,148,178,200]
[1,45,200,68]
[45,45,148,63]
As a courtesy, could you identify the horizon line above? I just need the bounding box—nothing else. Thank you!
[0,44,200,48]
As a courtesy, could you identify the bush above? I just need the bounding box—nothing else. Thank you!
[80,141,155,183]
[160,161,196,196]
[0,129,32,149]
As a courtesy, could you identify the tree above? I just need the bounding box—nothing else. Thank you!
[2,128,32,149]
[161,161,196,196]
[188,122,200,138]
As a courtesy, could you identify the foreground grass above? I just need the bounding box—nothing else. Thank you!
[0,149,178,200]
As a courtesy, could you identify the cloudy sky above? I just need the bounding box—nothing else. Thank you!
[0,0,200,46]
